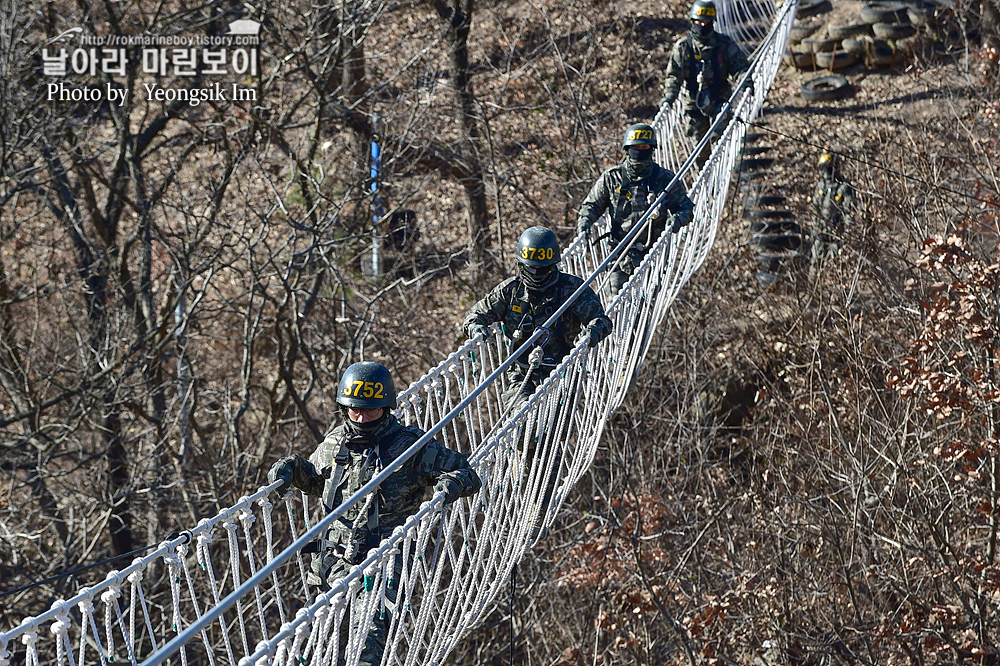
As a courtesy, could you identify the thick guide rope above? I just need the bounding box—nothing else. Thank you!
[1,1,794,663]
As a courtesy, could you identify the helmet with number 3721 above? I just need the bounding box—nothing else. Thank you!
[337,361,397,410]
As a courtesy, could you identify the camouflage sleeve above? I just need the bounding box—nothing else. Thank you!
[728,39,751,80]
[811,180,824,216]
[572,285,613,345]
[837,181,854,225]
[288,454,325,497]
[664,177,695,221]
[462,281,510,338]
[577,171,613,231]
[661,39,685,106]
[417,439,483,498]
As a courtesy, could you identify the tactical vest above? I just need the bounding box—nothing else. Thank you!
[683,35,726,101]
[503,277,580,366]
[610,165,662,242]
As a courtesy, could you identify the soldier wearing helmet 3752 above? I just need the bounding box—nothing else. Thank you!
[661,0,752,166]
[463,226,612,407]
[577,123,696,296]
[266,361,481,666]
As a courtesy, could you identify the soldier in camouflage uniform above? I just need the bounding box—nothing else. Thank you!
[577,123,696,297]
[660,0,752,167]
[464,226,612,409]
[267,362,481,666]
[809,152,854,279]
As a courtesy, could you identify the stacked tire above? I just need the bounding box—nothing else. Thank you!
[787,0,947,74]
[738,133,802,286]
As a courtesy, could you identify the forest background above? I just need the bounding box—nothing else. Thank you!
[2,0,1000,662]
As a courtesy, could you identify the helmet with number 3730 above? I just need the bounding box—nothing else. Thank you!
[515,226,560,267]
[337,361,397,410]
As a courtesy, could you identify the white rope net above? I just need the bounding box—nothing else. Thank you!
[1,2,795,664]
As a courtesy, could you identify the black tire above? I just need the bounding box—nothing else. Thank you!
[756,270,783,286]
[814,50,859,69]
[737,170,774,184]
[744,209,795,221]
[906,5,929,25]
[797,0,833,18]
[842,36,871,53]
[800,74,851,101]
[751,219,801,234]
[790,20,824,42]
[866,41,897,67]
[744,194,786,207]
[752,233,802,251]
[827,23,874,39]
[873,21,917,38]
[861,1,909,24]
[740,145,771,156]
[803,37,841,52]
[737,157,775,171]
[784,49,816,69]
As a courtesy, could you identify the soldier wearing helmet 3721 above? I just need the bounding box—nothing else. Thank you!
[463,226,612,407]
[661,0,752,166]
[576,123,696,296]
[266,361,481,666]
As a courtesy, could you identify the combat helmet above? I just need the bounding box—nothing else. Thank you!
[515,226,561,290]
[817,152,837,169]
[337,361,397,410]
[689,0,717,38]
[622,123,657,150]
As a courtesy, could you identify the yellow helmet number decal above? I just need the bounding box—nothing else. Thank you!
[343,381,385,399]
[694,5,716,16]
[628,128,654,142]
[520,246,555,261]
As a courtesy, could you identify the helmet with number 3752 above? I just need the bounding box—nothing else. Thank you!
[337,361,397,410]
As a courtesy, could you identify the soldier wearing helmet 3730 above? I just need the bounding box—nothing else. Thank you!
[266,361,481,666]
[661,0,752,166]
[577,123,696,296]
[463,226,612,408]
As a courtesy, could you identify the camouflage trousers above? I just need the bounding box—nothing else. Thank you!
[683,103,731,168]
[500,363,552,413]
[315,553,404,666]
[808,233,842,281]
[604,245,649,298]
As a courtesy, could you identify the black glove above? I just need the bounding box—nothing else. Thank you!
[661,95,677,108]
[267,457,295,497]
[577,220,592,243]
[468,324,489,341]
[434,477,463,504]
[584,328,602,348]
[743,75,754,97]
[670,210,693,233]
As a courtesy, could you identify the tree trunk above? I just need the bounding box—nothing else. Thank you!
[432,0,492,283]
[984,0,1000,92]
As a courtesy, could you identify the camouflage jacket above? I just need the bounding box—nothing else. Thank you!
[577,161,695,244]
[661,31,750,111]
[286,416,481,550]
[463,272,612,368]
[812,171,853,229]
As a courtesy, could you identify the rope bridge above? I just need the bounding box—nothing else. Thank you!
[1,3,795,664]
